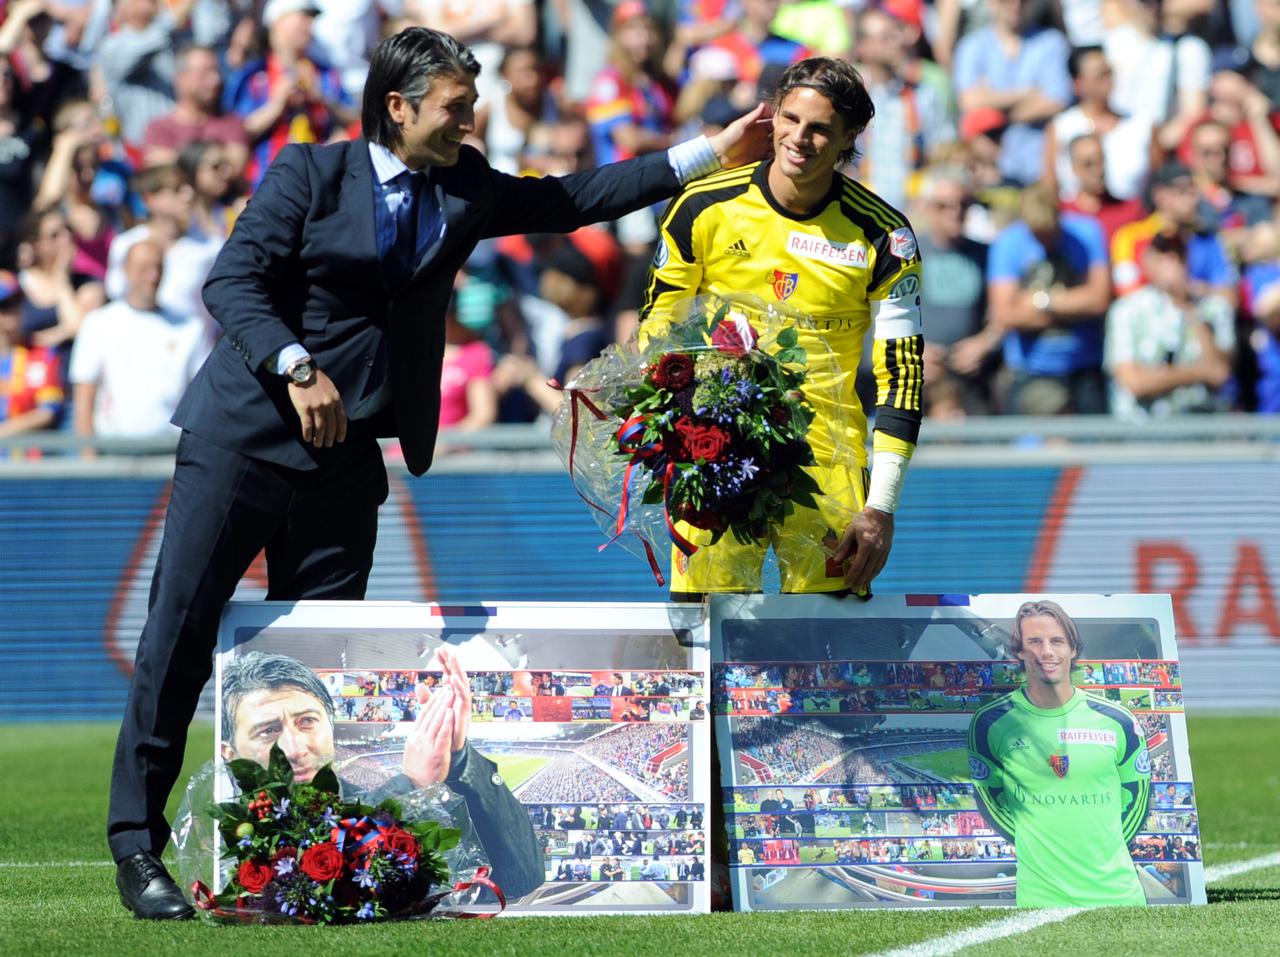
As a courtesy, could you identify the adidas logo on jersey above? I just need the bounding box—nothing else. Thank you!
[725,238,750,258]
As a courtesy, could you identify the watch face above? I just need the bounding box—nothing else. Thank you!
[289,362,313,383]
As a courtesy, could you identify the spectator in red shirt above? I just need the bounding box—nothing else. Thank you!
[1186,118,1275,233]
[143,45,250,177]
[1177,71,1280,203]
[1059,132,1144,246]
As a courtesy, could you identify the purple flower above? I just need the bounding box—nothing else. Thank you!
[275,856,296,876]
[353,868,378,890]
[273,798,291,820]
[356,902,377,921]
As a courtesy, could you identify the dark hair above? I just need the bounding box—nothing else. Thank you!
[499,44,538,74]
[770,57,874,164]
[1008,600,1083,662]
[176,139,213,182]
[221,651,334,744]
[18,206,58,245]
[362,27,480,149]
[131,162,188,196]
[1148,230,1188,260]
[1067,44,1104,80]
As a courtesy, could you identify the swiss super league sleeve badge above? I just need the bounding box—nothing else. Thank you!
[888,227,917,261]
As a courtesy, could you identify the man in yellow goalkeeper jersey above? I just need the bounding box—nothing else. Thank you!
[639,56,924,599]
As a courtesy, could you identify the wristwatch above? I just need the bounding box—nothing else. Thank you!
[1032,289,1052,312]
[285,356,316,385]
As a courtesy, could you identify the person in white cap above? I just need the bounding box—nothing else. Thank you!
[223,0,358,189]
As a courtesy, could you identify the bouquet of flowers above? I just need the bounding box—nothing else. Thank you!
[183,744,467,924]
[551,294,853,585]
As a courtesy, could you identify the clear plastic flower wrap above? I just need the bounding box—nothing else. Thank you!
[172,746,502,924]
[551,293,857,586]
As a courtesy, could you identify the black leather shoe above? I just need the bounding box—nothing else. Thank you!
[116,851,195,920]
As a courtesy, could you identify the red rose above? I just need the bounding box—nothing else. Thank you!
[237,859,273,895]
[677,504,727,532]
[711,316,756,356]
[300,842,345,882]
[674,417,731,463]
[652,353,695,391]
[383,828,420,861]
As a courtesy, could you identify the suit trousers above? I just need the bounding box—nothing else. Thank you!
[107,429,388,861]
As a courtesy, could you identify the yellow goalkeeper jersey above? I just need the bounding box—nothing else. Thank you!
[639,160,924,468]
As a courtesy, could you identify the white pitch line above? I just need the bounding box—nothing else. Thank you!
[1204,851,1280,882]
[0,860,114,868]
[867,851,1280,957]
[868,908,1085,957]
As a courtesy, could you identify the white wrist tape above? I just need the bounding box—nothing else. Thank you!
[865,450,909,514]
[668,135,720,184]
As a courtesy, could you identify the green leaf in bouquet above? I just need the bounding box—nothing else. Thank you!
[791,469,823,496]
[641,481,664,506]
[225,757,269,793]
[776,326,799,349]
[310,764,341,796]
[776,347,807,366]
[218,822,243,849]
[266,743,295,786]
[214,889,241,909]
[211,800,250,822]
[791,488,820,511]
[377,797,404,819]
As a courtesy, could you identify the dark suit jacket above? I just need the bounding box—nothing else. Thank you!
[365,743,544,900]
[183,138,682,476]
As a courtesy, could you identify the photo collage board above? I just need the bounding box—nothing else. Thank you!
[710,594,1207,911]
[217,601,712,915]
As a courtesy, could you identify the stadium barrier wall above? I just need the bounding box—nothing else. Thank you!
[1,455,1277,720]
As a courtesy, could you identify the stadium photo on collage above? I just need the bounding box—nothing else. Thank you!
[711,593,1204,910]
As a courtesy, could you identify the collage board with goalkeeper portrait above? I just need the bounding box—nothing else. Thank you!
[711,593,1206,911]
[212,602,712,914]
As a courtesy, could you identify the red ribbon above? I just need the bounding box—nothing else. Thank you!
[448,865,507,918]
[192,880,216,911]
[552,380,665,585]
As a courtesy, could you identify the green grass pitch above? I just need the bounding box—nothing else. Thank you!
[895,747,971,781]
[0,716,1275,957]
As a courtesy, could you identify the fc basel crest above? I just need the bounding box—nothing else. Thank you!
[770,269,799,301]
[1048,754,1070,778]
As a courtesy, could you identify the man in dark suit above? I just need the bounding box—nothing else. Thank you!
[108,25,769,920]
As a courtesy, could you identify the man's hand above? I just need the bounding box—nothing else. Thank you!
[288,369,347,448]
[832,506,895,594]
[707,102,774,169]
[402,684,455,787]
[436,646,472,754]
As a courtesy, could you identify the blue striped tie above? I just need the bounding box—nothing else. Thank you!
[390,170,423,284]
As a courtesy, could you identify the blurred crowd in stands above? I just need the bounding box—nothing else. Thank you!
[3,0,1280,454]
